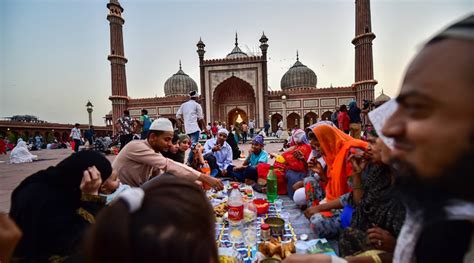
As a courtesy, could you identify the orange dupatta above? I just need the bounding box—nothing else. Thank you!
[311,125,368,216]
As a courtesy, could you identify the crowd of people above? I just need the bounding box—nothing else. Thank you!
[0,15,473,263]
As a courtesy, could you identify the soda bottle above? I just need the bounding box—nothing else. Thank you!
[266,166,278,203]
[228,183,244,226]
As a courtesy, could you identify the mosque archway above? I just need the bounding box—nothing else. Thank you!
[271,113,282,133]
[228,108,247,129]
[321,111,333,121]
[213,76,255,125]
[304,112,318,128]
[287,112,301,129]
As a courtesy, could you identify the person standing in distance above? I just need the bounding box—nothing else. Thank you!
[70,123,82,152]
[176,90,207,164]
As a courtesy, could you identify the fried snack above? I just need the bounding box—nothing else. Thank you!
[258,242,269,255]
[267,241,281,256]
[282,240,295,258]
[258,238,295,260]
[214,202,228,218]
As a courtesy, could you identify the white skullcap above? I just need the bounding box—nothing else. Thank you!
[149,118,174,132]
[218,128,229,136]
[189,90,199,98]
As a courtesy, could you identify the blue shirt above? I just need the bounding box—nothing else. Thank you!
[249,150,269,166]
[203,138,233,170]
[348,107,362,123]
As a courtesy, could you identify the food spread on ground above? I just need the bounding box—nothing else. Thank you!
[209,181,298,263]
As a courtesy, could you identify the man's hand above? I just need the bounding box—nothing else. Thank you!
[200,174,224,191]
[80,166,102,196]
[303,205,321,219]
[212,144,222,152]
[0,213,22,263]
[367,226,396,252]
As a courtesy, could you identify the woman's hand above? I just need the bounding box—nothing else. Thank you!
[292,150,305,161]
[292,180,304,191]
[303,205,321,219]
[367,226,397,252]
[349,153,368,175]
[80,166,102,196]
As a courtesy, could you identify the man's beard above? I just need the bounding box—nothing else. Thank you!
[392,146,474,221]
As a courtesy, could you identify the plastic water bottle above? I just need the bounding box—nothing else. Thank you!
[228,183,244,226]
[266,166,278,203]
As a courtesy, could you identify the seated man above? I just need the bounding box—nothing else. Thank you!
[203,128,233,177]
[113,118,223,191]
[227,135,268,183]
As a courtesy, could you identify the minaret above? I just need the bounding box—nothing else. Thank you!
[196,38,206,117]
[259,32,269,126]
[352,0,377,107]
[107,0,128,135]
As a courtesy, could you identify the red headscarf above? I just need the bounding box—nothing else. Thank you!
[311,125,368,208]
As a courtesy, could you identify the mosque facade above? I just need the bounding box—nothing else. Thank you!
[105,0,379,134]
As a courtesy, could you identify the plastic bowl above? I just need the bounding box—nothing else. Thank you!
[253,198,269,215]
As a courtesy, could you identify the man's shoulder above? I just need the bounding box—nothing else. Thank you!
[122,140,149,151]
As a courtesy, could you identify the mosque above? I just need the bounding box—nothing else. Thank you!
[105,0,389,134]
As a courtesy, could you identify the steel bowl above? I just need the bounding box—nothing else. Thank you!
[264,217,285,237]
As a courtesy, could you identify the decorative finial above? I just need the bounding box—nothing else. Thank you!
[235,32,238,46]
[179,60,182,70]
[296,50,299,61]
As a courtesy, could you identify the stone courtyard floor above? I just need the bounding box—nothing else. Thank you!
[0,141,285,213]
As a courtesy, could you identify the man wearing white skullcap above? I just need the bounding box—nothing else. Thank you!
[113,118,223,190]
[203,128,233,177]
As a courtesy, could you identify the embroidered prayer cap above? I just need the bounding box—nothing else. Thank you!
[149,118,174,132]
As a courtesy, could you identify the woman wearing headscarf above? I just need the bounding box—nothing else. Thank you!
[9,151,113,262]
[337,127,406,260]
[9,139,38,164]
[278,129,312,198]
[303,124,368,238]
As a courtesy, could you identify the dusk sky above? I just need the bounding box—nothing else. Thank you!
[1,0,472,125]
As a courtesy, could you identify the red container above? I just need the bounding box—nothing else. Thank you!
[253,199,269,215]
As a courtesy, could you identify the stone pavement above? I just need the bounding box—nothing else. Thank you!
[0,141,285,213]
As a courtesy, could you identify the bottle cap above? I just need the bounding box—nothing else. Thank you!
[261,223,270,230]
[232,183,239,189]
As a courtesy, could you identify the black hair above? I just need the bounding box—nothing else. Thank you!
[84,176,217,263]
